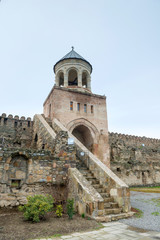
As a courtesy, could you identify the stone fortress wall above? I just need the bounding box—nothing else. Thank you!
[0,113,76,208]
[109,132,160,186]
[0,112,160,188]
[0,113,33,148]
[109,132,160,148]
[0,112,160,208]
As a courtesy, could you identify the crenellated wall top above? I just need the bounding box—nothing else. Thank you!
[0,113,32,121]
[109,131,160,146]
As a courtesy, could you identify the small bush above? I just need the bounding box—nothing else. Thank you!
[81,213,85,218]
[19,194,54,223]
[56,205,63,217]
[66,199,74,219]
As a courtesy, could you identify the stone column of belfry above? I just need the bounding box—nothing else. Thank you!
[55,75,58,86]
[64,70,68,87]
[87,76,91,90]
[78,72,82,87]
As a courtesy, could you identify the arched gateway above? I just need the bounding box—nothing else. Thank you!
[72,125,93,151]
[43,47,110,166]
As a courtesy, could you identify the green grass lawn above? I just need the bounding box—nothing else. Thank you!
[130,186,160,193]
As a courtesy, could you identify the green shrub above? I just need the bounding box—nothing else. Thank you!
[81,213,85,218]
[66,199,74,219]
[56,204,63,217]
[19,194,54,222]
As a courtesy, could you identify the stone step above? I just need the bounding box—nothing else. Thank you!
[110,212,134,221]
[101,193,110,198]
[85,176,95,180]
[88,179,99,184]
[105,208,122,215]
[110,202,119,208]
[94,211,135,222]
[92,184,102,189]
[80,166,88,169]
[79,170,89,175]
[104,202,111,208]
[103,197,114,203]
[96,188,106,193]
[86,173,94,178]
[104,202,119,209]
[80,169,88,172]
[78,165,88,169]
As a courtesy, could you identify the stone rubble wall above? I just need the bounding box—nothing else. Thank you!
[0,146,76,208]
[0,114,78,208]
[109,132,160,186]
[0,149,54,207]
[68,168,104,218]
[0,113,33,148]
[52,118,131,214]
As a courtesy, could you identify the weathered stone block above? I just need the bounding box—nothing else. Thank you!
[16,171,25,179]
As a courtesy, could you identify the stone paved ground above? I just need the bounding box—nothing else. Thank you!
[120,191,160,232]
[35,222,160,240]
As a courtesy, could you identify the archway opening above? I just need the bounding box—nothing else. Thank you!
[58,72,64,86]
[82,72,88,88]
[72,125,93,151]
[68,69,78,86]
[9,154,28,189]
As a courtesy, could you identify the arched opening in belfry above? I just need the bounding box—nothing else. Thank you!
[72,125,93,152]
[58,72,64,86]
[68,69,78,86]
[82,72,88,88]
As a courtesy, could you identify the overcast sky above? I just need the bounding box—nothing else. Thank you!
[0,0,160,138]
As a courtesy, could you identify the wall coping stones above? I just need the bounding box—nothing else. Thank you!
[34,114,56,139]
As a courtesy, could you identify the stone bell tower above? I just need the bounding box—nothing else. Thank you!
[54,46,92,92]
[43,47,110,167]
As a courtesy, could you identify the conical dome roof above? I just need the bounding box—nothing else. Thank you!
[54,47,92,73]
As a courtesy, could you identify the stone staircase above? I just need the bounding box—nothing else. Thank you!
[76,159,122,216]
[39,115,134,221]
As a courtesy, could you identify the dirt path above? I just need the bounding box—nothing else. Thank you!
[0,210,101,240]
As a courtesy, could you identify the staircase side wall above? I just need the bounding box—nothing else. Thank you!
[68,168,104,218]
[33,114,56,151]
[33,114,77,184]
